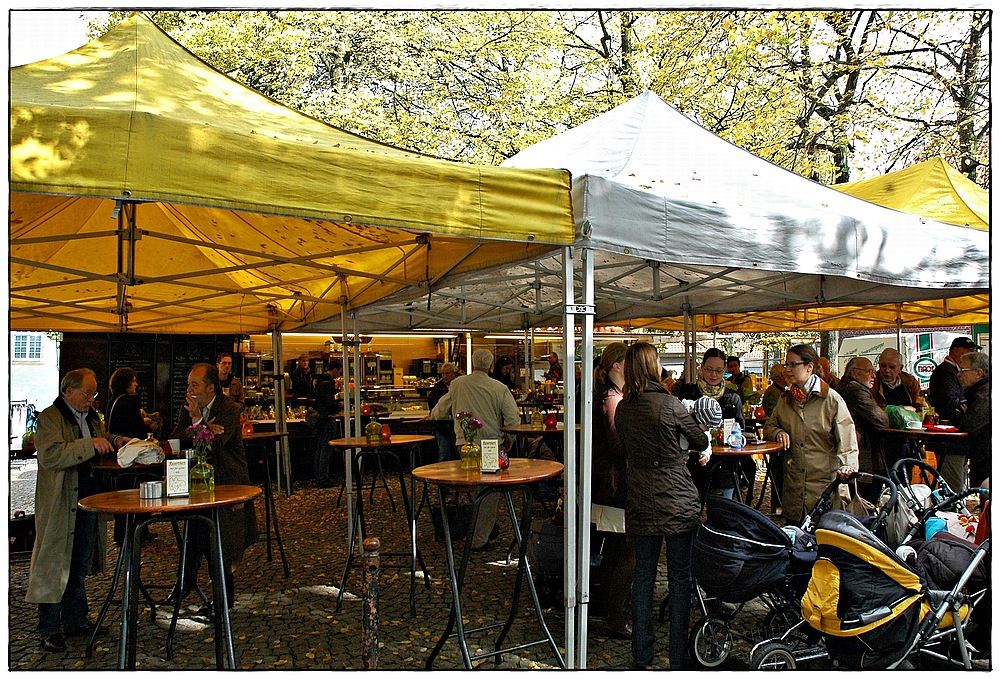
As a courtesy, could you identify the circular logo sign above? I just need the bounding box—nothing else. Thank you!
[912,358,937,379]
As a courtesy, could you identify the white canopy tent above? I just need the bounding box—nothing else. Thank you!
[298,91,989,667]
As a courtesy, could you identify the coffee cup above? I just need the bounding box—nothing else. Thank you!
[906,421,923,430]
[168,438,181,453]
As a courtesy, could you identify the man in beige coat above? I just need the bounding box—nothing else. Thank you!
[27,368,124,652]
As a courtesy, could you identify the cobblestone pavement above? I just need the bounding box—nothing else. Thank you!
[6,460,986,671]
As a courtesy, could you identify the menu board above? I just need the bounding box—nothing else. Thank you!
[170,340,218,421]
[108,336,157,413]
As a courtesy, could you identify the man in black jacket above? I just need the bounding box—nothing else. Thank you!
[929,337,979,490]
[313,359,344,487]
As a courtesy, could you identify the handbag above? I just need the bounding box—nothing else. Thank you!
[305,407,321,429]
[832,480,876,517]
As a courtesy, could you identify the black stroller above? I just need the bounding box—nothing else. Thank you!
[687,495,821,668]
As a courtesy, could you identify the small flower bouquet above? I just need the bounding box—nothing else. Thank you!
[455,411,483,444]
[186,423,215,457]
[527,391,555,412]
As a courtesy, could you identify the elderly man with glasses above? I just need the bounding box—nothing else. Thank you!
[27,368,121,652]
[951,352,990,490]
[871,348,927,412]
[836,357,890,502]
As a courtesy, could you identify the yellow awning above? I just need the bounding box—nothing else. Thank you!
[9,13,574,334]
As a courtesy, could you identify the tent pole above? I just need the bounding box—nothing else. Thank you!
[523,326,531,391]
[575,247,595,668]
[561,246,578,668]
[340,293,355,556]
[465,333,473,374]
[896,304,903,351]
[271,330,291,495]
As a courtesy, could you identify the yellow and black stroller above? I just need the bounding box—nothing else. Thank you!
[800,508,989,669]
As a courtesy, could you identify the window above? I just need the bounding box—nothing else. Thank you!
[13,334,42,360]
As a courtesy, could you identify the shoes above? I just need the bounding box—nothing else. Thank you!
[704,598,738,615]
[631,659,650,670]
[65,622,108,638]
[39,633,66,652]
[471,524,501,552]
[605,622,632,640]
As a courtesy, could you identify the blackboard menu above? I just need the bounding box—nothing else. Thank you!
[170,340,219,421]
[108,336,157,413]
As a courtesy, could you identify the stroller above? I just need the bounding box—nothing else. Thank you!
[885,457,984,547]
[737,472,897,670]
[800,505,990,669]
[687,494,821,668]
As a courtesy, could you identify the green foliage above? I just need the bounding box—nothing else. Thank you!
[91,9,988,184]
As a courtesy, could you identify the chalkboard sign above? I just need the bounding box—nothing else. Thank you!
[170,340,218,424]
[108,336,157,414]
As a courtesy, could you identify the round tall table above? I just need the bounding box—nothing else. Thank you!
[243,431,290,575]
[327,434,435,615]
[79,485,262,669]
[500,422,580,461]
[412,458,566,670]
[705,440,784,508]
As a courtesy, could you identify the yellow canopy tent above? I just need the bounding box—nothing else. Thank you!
[9,13,574,334]
[624,157,989,333]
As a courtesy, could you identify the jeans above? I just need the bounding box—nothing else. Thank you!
[38,509,97,637]
[313,417,343,483]
[631,530,694,669]
[434,423,458,462]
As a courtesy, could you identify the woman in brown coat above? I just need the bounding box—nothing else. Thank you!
[615,343,708,669]
[764,344,858,523]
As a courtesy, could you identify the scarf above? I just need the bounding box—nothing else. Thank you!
[697,377,726,400]
[789,374,821,405]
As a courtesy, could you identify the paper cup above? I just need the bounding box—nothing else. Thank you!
[168,438,181,453]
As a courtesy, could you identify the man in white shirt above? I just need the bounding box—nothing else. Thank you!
[431,349,520,550]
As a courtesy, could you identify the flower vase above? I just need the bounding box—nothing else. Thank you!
[460,440,481,471]
[190,448,215,493]
[531,409,544,428]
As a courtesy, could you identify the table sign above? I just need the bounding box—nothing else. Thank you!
[480,438,500,472]
[165,458,189,496]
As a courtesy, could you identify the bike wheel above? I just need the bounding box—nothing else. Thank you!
[690,617,733,668]
[750,641,797,670]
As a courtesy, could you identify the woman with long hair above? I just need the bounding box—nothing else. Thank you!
[615,343,708,669]
[106,368,156,440]
[591,342,633,638]
[764,344,858,523]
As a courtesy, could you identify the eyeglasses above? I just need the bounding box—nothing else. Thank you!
[959,367,979,372]
[702,368,725,375]
[783,361,806,369]
[79,390,98,399]
[852,367,877,375]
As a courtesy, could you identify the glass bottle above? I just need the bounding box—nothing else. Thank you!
[190,447,215,493]
[365,415,383,444]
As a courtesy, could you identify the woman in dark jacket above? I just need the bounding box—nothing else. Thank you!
[106,367,155,441]
[615,343,708,669]
[676,347,748,498]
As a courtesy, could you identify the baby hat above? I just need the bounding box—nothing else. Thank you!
[691,396,723,428]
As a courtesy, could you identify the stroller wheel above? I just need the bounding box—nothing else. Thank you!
[750,641,797,670]
[690,617,733,668]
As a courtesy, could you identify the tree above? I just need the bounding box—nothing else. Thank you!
[91,10,987,184]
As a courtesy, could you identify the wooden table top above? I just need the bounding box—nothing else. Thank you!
[79,484,262,515]
[328,434,434,449]
[412,458,563,487]
[243,431,290,441]
[883,426,968,439]
[501,423,580,435]
[710,440,783,456]
[91,456,164,473]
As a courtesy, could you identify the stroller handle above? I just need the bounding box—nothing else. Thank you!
[806,472,897,533]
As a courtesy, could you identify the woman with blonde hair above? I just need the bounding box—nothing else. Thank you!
[615,343,708,669]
